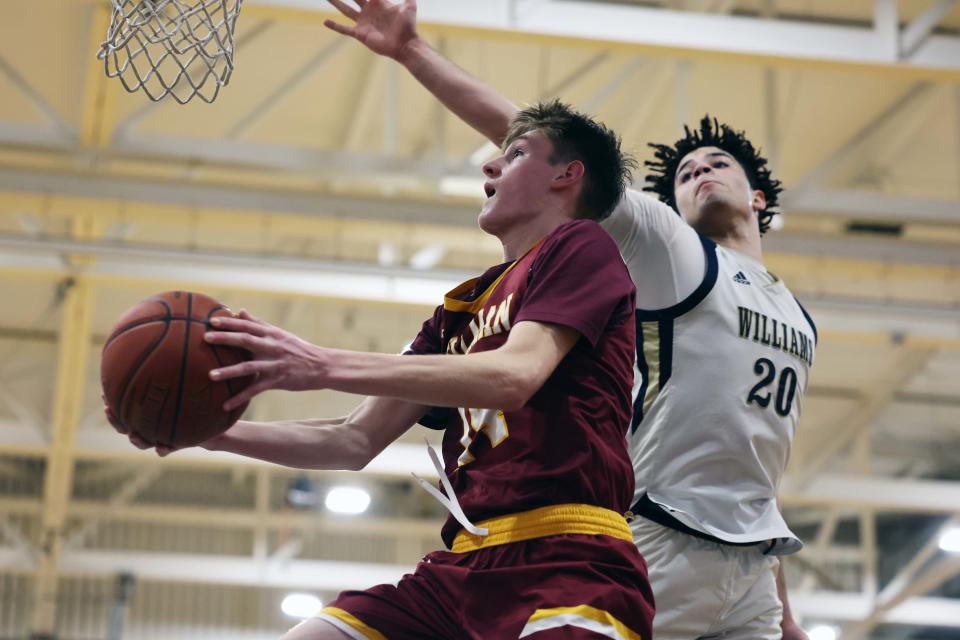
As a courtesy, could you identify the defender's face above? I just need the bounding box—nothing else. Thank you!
[673,146,763,235]
[479,130,559,235]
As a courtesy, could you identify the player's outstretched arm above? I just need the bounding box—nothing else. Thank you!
[201,396,426,470]
[325,0,518,146]
[206,313,579,411]
[111,394,426,470]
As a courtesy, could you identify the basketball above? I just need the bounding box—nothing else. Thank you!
[101,291,254,449]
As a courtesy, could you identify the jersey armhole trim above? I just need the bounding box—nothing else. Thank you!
[635,234,719,321]
[793,296,818,345]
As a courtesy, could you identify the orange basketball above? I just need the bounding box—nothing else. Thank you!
[101,291,253,448]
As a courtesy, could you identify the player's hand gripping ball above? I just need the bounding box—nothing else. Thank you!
[100,291,254,449]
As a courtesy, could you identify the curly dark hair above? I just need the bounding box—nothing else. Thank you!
[644,116,783,234]
[504,99,637,222]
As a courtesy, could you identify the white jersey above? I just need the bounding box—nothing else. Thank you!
[602,189,817,554]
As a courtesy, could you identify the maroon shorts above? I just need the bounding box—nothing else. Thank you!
[318,534,654,639]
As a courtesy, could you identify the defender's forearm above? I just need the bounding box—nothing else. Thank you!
[399,38,519,146]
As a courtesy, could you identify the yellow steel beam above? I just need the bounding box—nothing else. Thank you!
[28,217,97,635]
[819,330,960,350]
[0,243,958,315]
[239,5,960,82]
[794,347,935,489]
[0,495,442,535]
[80,3,119,147]
[1,191,959,266]
[253,469,271,563]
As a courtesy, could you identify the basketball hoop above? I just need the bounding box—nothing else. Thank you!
[97,0,244,104]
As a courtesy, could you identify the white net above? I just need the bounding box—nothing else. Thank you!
[97,0,244,104]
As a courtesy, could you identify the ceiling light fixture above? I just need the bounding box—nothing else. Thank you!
[939,526,960,553]
[281,593,322,618]
[325,487,371,515]
[808,624,839,640]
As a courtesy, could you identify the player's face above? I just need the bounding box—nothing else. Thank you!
[673,146,765,236]
[479,130,562,235]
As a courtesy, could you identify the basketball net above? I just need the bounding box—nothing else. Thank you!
[97,0,244,104]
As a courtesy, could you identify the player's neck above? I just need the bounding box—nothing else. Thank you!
[498,216,569,261]
[708,222,764,263]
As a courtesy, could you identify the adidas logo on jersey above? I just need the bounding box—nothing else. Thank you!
[733,271,751,285]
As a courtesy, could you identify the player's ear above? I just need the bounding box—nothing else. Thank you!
[552,160,585,190]
[750,189,766,214]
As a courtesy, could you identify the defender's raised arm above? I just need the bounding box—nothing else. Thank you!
[325,0,518,145]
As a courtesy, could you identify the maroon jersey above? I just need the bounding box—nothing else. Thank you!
[407,219,637,547]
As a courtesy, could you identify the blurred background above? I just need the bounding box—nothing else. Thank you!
[0,0,958,638]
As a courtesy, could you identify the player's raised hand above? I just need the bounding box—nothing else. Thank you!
[205,309,330,410]
[324,0,420,61]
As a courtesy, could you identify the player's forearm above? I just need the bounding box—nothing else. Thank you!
[775,497,801,630]
[777,559,797,623]
[323,347,536,410]
[398,37,518,146]
[203,417,371,471]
